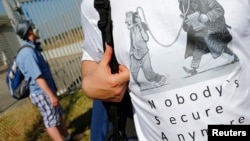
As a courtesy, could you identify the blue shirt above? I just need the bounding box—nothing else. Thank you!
[16,40,57,95]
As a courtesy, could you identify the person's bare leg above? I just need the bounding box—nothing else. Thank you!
[46,126,64,141]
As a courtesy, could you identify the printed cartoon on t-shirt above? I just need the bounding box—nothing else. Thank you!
[124,0,239,94]
[125,11,168,89]
[179,0,238,75]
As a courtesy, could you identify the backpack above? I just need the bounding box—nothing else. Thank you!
[6,45,32,100]
[94,0,137,141]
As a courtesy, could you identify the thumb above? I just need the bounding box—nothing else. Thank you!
[117,65,130,81]
[101,44,113,65]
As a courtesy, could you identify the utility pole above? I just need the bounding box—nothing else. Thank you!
[2,0,30,44]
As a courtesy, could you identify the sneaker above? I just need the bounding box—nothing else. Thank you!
[69,133,84,141]
[65,134,74,141]
[69,136,74,141]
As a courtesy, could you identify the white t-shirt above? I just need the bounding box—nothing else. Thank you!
[81,0,250,140]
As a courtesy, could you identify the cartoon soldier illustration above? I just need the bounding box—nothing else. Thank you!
[125,11,167,88]
[179,0,239,75]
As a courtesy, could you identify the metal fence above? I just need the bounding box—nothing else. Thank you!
[0,0,83,113]
[0,0,85,140]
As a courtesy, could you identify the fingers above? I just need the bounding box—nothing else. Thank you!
[52,102,58,107]
[101,44,113,66]
[52,101,59,107]
[118,65,130,80]
[110,65,129,85]
[101,44,130,82]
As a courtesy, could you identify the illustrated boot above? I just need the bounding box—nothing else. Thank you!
[154,75,168,87]
[183,66,198,75]
[231,54,239,64]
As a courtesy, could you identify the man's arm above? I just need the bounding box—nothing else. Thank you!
[17,48,60,107]
[36,76,59,107]
[81,45,130,102]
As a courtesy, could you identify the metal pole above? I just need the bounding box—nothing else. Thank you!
[2,0,22,43]
[2,0,18,25]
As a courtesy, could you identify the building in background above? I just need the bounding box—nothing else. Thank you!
[0,15,19,65]
[0,12,20,72]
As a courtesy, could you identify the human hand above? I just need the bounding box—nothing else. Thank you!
[184,18,192,27]
[199,14,209,23]
[49,95,59,107]
[82,44,130,102]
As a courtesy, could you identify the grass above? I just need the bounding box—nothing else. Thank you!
[0,89,92,141]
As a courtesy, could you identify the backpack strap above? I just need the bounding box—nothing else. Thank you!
[16,44,34,81]
[17,44,34,54]
[94,0,118,73]
[94,0,126,141]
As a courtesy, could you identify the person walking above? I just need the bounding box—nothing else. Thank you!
[179,0,239,75]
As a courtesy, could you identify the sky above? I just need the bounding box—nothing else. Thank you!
[20,0,82,39]
[0,0,6,15]
[0,0,82,39]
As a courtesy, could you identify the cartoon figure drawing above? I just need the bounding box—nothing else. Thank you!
[125,11,167,88]
[179,0,239,75]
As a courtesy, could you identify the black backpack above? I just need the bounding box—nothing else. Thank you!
[94,0,137,141]
[6,45,32,100]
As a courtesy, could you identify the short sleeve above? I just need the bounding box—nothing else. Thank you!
[80,0,104,62]
[16,48,42,81]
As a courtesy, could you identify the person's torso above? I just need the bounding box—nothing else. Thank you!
[16,41,57,94]
[109,0,250,140]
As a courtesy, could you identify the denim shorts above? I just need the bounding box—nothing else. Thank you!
[30,93,63,128]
